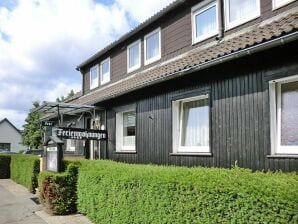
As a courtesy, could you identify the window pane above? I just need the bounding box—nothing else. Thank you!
[123,111,136,147]
[90,67,98,87]
[280,81,298,146]
[229,0,257,23]
[0,143,11,151]
[101,60,110,82]
[129,43,140,68]
[195,5,217,38]
[146,31,160,60]
[181,98,209,146]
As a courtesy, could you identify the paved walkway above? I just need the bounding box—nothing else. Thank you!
[0,179,92,224]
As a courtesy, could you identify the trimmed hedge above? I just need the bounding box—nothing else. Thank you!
[10,154,40,193]
[38,162,79,215]
[0,154,11,178]
[77,160,298,224]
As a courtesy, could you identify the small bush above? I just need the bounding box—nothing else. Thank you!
[0,154,11,178]
[10,154,40,193]
[39,163,79,215]
[77,160,298,224]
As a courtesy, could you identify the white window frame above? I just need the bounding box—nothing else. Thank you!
[144,28,161,66]
[192,1,219,44]
[172,94,210,154]
[89,65,99,90]
[100,58,110,85]
[269,75,298,155]
[127,40,141,73]
[66,139,75,151]
[224,0,261,30]
[272,0,295,10]
[116,109,136,152]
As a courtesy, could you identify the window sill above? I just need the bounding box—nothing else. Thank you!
[170,152,212,157]
[115,151,137,154]
[267,154,298,159]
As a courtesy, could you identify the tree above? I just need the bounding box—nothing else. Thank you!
[22,101,43,149]
[56,89,75,102]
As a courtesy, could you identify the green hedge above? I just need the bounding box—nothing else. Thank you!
[0,155,11,178]
[38,162,79,215]
[77,160,298,224]
[10,154,40,193]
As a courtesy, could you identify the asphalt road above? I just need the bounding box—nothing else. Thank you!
[0,185,46,224]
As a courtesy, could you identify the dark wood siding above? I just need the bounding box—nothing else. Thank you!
[100,43,298,171]
[81,0,297,94]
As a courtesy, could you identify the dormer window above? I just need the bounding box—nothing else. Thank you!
[144,28,161,65]
[100,58,110,85]
[225,0,260,30]
[272,0,295,10]
[90,65,99,89]
[127,40,141,73]
[192,1,218,44]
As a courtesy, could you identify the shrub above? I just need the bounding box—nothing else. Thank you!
[0,154,11,178]
[10,154,40,193]
[77,160,298,224]
[38,163,79,215]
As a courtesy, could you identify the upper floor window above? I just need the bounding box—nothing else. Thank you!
[127,40,141,73]
[100,58,110,85]
[192,1,218,44]
[269,75,298,155]
[272,0,295,10]
[225,0,260,30]
[144,28,161,65]
[172,95,210,154]
[90,65,99,90]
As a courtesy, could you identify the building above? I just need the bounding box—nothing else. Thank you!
[39,0,298,171]
[0,118,26,153]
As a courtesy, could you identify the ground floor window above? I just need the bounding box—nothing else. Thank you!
[66,139,76,151]
[0,143,11,151]
[269,75,298,155]
[172,94,210,153]
[116,109,136,152]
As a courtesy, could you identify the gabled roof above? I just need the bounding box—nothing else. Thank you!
[72,9,298,106]
[0,118,21,134]
[76,0,185,70]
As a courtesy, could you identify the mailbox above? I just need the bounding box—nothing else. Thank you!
[44,136,64,172]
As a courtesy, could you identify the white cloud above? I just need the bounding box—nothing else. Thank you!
[0,0,175,129]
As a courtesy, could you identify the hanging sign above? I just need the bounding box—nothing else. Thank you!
[41,121,55,127]
[56,127,108,141]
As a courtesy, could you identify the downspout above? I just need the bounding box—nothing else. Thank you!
[217,0,224,40]
[105,109,108,159]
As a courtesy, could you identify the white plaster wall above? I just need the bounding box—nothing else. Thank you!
[0,121,27,152]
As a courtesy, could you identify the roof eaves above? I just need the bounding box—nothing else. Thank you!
[76,0,185,71]
[0,118,21,134]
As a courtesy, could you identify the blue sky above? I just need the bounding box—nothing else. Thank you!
[0,0,174,128]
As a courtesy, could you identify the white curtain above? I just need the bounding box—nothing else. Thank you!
[181,99,209,147]
[123,111,136,146]
[229,0,257,23]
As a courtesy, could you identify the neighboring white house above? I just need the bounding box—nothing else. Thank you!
[0,118,26,153]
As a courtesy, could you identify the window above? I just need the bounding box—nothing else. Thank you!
[144,28,161,65]
[100,58,110,85]
[0,143,11,151]
[116,109,136,152]
[192,1,218,44]
[90,65,99,89]
[172,95,210,153]
[225,0,260,30]
[269,75,298,155]
[66,139,75,151]
[272,0,295,10]
[127,40,141,73]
